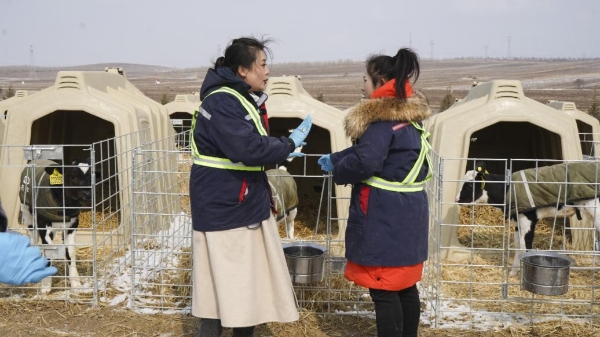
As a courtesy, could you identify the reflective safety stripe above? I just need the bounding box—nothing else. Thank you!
[362,121,432,192]
[209,87,268,136]
[362,176,427,192]
[193,155,262,171]
[190,87,267,171]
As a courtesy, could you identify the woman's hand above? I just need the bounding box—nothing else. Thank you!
[318,154,333,172]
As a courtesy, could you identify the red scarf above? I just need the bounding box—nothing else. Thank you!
[370,79,413,99]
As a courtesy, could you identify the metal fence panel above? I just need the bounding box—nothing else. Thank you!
[3,130,599,329]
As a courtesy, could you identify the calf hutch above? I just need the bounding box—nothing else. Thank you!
[415,79,600,330]
[164,93,200,148]
[546,100,600,159]
[424,79,596,260]
[264,76,352,254]
[0,68,179,247]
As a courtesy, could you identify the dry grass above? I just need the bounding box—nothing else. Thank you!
[78,209,120,231]
[1,299,599,336]
[457,205,571,251]
[445,205,600,321]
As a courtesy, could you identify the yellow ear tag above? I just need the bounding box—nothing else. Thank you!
[477,166,482,172]
[49,168,63,185]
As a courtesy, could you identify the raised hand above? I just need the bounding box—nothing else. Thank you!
[288,115,312,148]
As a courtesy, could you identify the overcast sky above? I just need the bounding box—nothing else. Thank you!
[0,0,598,68]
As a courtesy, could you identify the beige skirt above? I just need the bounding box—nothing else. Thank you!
[192,215,299,327]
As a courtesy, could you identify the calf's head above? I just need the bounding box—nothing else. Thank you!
[456,164,489,204]
[46,158,94,205]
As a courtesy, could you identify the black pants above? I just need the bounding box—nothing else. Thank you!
[369,284,420,337]
[196,318,255,337]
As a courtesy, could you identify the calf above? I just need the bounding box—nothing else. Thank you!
[456,163,599,276]
[19,158,94,293]
[266,162,299,239]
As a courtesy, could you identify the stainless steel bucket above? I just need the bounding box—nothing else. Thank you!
[282,243,326,284]
[520,251,575,296]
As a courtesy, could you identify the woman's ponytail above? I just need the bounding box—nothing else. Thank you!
[393,48,420,101]
[213,56,226,70]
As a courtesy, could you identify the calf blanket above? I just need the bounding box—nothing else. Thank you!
[19,159,79,222]
[266,169,298,220]
[509,161,600,214]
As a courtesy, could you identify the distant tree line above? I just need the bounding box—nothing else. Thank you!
[439,85,456,112]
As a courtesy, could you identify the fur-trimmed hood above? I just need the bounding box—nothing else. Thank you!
[344,91,431,139]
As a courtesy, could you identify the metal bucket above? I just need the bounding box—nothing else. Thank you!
[520,251,575,296]
[282,243,326,284]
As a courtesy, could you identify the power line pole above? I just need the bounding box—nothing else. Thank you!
[29,45,36,79]
[507,36,512,60]
[430,40,434,60]
[484,45,489,59]
[409,31,412,49]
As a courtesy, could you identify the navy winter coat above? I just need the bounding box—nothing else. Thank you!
[330,92,432,267]
[190,68,293,232]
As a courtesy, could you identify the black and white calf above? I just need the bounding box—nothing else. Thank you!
[19,158,94,293]
[456,163,600,276]
[266,162,299,239]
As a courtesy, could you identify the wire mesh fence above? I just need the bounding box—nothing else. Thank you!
[421,155,600,329]
[2,129,600,329]
[0,129,153,303]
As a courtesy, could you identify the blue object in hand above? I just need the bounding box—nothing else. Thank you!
[318,154,334,172]
[289,115,312,148]
[288,151,306,159]
[0,233,57,285]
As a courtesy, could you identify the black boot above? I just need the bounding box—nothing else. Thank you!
[196,318,223,337]
[232,326,255,337]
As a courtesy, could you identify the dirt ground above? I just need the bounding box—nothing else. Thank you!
[1,300,598,337]
[2,59,600,336]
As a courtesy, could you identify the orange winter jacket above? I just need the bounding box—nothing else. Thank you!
[345,260,423,291]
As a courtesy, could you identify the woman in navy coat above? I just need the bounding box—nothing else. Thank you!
[319,48,431,337]
[190,36,311,337]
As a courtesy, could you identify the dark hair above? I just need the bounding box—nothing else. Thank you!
[366,48,420,101]
[213,36,274,75]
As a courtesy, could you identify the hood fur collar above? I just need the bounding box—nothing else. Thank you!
[344,91,431,139]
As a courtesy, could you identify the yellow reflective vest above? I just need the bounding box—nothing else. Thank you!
[362,122,432,192]
[191,87,267,171]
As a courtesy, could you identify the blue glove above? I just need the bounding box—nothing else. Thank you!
[288,151,306,159]
[288,144,306,159]
[0,233,57,285]
[318,154,334,172]
[289,115,312,148]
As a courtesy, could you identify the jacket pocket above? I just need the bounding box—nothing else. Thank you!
[238,178,248,203]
